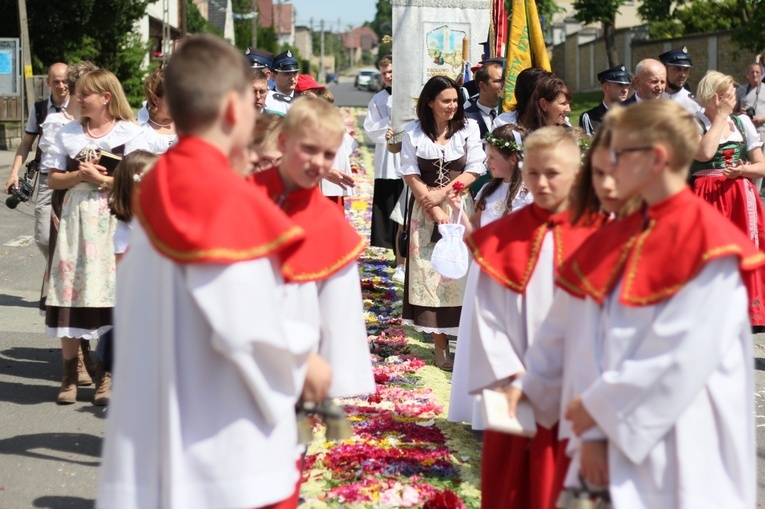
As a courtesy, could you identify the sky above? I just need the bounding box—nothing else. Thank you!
[286,0,378,31]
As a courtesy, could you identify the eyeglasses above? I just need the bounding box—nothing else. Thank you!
[252,157,281,174]
[609,146,654,165]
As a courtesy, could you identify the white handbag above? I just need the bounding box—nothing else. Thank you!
[431,199,469,279]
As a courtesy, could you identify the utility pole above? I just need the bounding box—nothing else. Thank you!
[17,0,33,112]
[180,0,187,36]
[251,0,258,48]
[320,19,325,83]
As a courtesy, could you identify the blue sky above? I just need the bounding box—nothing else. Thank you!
[287,0,377,31]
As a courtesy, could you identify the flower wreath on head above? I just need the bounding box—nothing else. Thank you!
[483,131,523,156]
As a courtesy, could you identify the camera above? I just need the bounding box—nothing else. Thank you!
[746,107,756,119]
[6,160,39,209]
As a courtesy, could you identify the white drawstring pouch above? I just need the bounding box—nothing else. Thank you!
[431,199,469,279]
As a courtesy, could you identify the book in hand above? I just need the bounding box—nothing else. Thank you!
[97,150,122,175]
[480,389,537,437]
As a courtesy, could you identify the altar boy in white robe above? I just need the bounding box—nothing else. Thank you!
[98,35,325,509]
[465,127,602,509]
[562,100,764,509]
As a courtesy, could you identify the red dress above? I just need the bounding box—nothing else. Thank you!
[691,114,765,325]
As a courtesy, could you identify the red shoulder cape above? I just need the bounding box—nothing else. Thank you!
[466,204,603,294]
[557,189,765,306]
[248,167,366,283]
[135,136,303,263]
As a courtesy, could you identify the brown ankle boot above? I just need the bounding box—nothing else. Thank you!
[93,362,111,406]
[77,339,98,385]
[57,357,79,405]
[77,342,95,386]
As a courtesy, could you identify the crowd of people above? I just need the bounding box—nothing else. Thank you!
[3,32,764,509]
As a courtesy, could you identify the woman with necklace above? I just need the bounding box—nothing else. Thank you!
[140,67,177,154]
[399,75,485,371]
[44,68,149,405]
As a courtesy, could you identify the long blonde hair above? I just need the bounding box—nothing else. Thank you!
[77,69,135,124]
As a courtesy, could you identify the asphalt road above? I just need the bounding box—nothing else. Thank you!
[2,86,765,506]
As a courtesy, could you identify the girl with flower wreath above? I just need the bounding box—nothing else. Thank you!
[447,123,532,428]
[44,69,150,405]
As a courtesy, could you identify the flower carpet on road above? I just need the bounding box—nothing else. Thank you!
[298,109,482,508]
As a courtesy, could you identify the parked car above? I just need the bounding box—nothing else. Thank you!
[326,72,338,84]
[354,68,377,90]
[367,71,383,92]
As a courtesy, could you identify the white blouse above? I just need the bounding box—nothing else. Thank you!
[398,118,485,177]
[42,120,150,171]
[476,181,533,227]
[696,111,763,152]
[140,122,177,155]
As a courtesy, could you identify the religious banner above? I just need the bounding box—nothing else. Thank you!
[390,0,491,140]
[501,0,551,112]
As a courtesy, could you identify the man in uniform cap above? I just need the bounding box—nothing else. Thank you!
[264,50,299,115]
[659,46,701,114]
[580,64,631,135]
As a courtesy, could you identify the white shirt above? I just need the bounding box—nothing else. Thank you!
[264,90,295,115]
[662,87,701,115]
[320,133,358,197]
[25,97,70,135]
[398,119,485,177]
[363,89,401,180]
[696,110,763,152]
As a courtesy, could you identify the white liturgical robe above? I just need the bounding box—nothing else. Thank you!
[467,233,554,394]
[98,225,316,509]
[582,257,755,509]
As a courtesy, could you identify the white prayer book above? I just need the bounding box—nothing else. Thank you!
[480,389,538,437]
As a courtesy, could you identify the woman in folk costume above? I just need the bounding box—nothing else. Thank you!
[36,61,98,387]
[504,123,642,508]
[447,123,531,429]
[139,67,177,155]
[44,69,150,406]
[248,97,375,400]
[465,127,602,509]
[692,70,765,326]
[399,75,485,371]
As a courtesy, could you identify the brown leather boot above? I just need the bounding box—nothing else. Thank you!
[57,357,79,405]
[77,342,95,386]
[93,362,111,406]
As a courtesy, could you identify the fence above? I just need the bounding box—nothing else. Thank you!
[552,27,758,94]
[0,76,49,149]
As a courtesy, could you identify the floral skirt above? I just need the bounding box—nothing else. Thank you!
[46,184,116,338]
[402,197,473,334]
[693,175,765,325]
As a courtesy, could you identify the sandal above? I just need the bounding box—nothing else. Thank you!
[434,344,454,372]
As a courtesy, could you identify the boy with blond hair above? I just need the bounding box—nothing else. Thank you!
[97,35,323,509]
[562,100,763,508]
[249,96,375,400]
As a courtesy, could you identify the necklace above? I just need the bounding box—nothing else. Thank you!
[86,119,117,139]
[148,117,173,128]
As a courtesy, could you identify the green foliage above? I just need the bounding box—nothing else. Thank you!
[676,0,742,34]
[572,0,625,25]
[232,0,252,50]
[639,0,745,40]
[187,0,222,37]
[369,0,392,38]
[257,25,280,54]
[0,0,150,106]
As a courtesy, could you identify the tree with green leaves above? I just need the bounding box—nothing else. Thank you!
[0,0,151,105]
[572,0,626,67]
[368,0,392,39]
[639,0,747,40]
